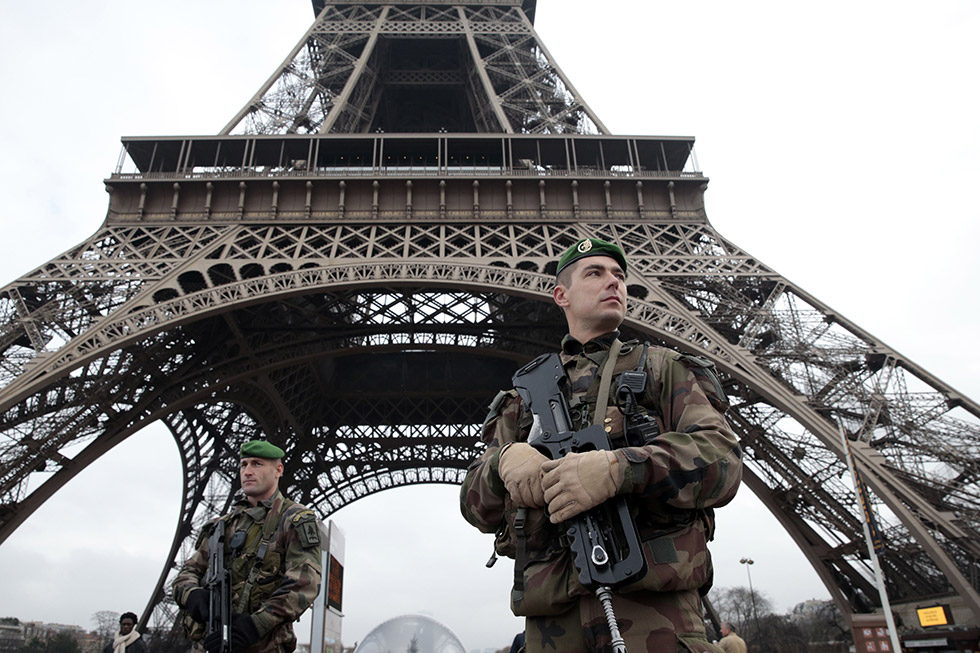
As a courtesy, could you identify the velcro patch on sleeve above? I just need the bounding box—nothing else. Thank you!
[292,511,321,548]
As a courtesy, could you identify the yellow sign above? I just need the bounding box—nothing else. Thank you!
[917,606,949,627]
[327,554,344,612]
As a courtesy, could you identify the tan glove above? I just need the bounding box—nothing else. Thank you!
[541,450,620,523]
[498,442,549,508]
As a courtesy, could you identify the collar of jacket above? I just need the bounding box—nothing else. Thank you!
[560,330,620,356]
[232,489,286,513]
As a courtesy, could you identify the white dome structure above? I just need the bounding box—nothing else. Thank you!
[353,614,466,653]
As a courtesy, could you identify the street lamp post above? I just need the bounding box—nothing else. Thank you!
[740,557,761,636]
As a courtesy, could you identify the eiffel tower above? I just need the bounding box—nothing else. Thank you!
[1,0,978,637]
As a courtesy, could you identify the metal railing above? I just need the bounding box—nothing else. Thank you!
[108,167,703,182]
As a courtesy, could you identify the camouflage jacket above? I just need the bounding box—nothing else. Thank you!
[460,333,742,617]
[172,490,323,653]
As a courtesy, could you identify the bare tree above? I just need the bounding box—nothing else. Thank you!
[709,585,774,637]
[91,612,119,649]
[707,590,851,653]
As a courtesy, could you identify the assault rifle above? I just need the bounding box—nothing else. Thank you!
[202,526,233,653]
[513,353,647,653]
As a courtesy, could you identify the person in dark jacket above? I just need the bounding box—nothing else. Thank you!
[103,613,147,653]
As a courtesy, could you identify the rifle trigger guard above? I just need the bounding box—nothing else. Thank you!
[592,544,609,566]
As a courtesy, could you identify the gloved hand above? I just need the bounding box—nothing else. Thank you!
[541,450,620,523]
[202,630,223,653]
[230,614,260,651]
[498,442,549,508]
[184,588,211,624]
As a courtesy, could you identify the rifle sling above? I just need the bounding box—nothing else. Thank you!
[593,339,622,426]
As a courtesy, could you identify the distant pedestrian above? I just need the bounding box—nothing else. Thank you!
[717,622,747,653]
[103,613,147,653]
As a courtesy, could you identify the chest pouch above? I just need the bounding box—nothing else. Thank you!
[616,343,662,446]
[229,522,263,587]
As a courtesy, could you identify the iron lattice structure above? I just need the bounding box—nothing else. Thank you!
[1,0,979,633]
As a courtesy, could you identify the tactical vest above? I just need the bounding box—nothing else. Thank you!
[500,338,729,616]
[182,494,295,642]
[227,493,296,614]
[567,339,728,441]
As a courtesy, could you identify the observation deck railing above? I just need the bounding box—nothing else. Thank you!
[110,133,702,183]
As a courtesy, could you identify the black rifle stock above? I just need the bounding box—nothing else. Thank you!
[204,526,232,653]
[513,353,647,588]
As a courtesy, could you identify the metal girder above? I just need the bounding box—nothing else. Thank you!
[221,3,603,135]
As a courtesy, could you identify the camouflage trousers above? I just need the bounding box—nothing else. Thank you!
[188,633,292,653]
[524,588,724,653]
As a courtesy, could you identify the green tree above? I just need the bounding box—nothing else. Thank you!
[19,637,46,653]
[45,633,81,653]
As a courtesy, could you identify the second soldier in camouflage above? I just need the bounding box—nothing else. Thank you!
[173,440,323,653]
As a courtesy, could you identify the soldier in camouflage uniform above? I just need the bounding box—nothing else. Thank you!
[460,238,742,653]
[173,440,322,653]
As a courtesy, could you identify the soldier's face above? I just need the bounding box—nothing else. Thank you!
[553,256,627,338]
[119,619,134,635]
[240,456,283,503]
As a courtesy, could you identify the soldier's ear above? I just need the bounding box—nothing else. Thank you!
[553,284,569,308]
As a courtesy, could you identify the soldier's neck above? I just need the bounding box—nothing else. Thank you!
[246,487,278,507]
[567,325,620,347]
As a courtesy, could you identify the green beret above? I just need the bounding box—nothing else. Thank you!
[556,238,627,276]
[240,440,285,459]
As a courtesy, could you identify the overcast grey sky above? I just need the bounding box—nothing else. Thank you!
[0,1,978,651]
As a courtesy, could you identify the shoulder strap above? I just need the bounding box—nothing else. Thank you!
[592,339,622,426]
